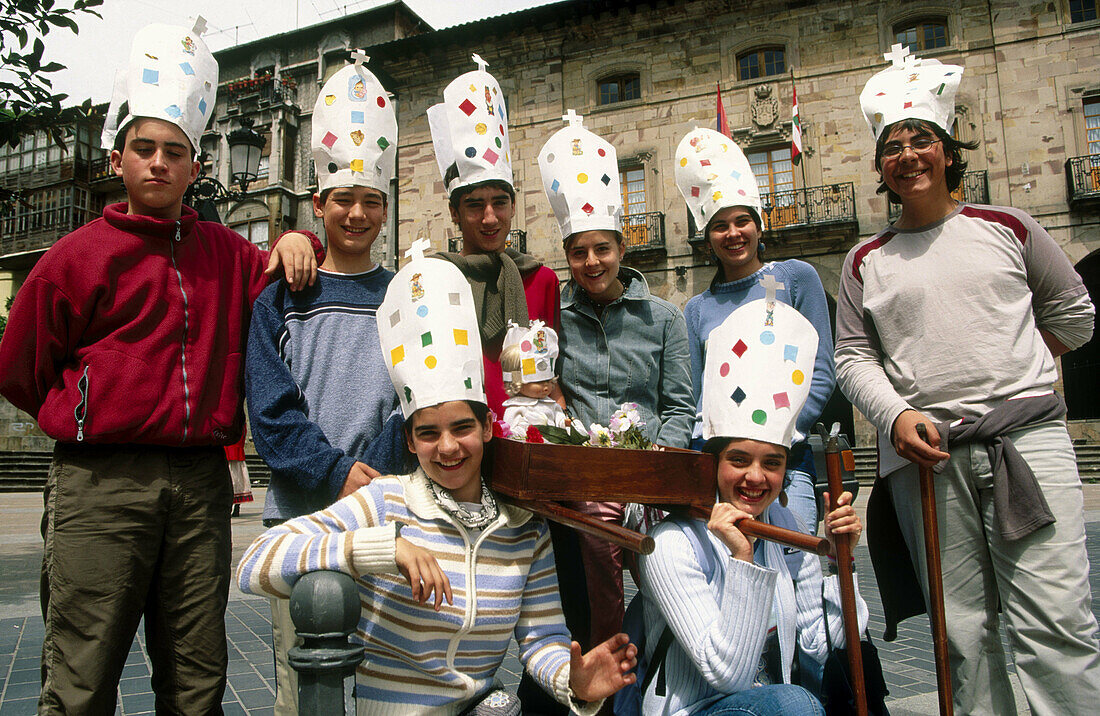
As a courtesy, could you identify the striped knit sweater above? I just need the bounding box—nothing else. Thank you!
[237,469,599,715]
[636,505,869,715]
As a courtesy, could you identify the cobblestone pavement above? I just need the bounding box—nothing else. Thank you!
[2,488,1098,714]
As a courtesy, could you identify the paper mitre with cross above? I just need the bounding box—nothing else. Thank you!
[502,320,558,384]
[860,44,963,140]
[702,275,818,447]
[537,110,623,240]
[675,128,762,230]
[426,53,513,196]
[378,239,485,418]
[311,51,397,195]
[102,18,218,151]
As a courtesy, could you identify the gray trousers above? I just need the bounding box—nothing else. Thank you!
[270,596,301,715]
[889,420,1100,716]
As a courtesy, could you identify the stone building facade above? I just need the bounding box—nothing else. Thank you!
[2,0,1099,449]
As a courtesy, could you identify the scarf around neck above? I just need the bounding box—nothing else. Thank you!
[437,248,539,345]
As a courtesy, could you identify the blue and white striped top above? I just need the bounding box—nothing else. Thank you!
[236,469,597,715]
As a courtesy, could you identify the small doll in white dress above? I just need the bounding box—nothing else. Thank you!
[500,320,568,435]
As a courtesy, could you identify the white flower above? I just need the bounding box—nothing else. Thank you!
[609,403,644,435]
[588,423,616,447]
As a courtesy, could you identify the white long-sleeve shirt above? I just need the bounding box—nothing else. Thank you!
[636,507,868,716]
[835,203,1093,465]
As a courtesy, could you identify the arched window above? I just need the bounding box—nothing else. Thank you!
[893,17,948,52]
[736,47,785,81]
[598,73,641,105]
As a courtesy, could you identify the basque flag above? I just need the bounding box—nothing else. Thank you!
[791,81,803,165]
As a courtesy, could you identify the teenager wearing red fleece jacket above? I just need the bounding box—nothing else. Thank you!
[0,114,322,713]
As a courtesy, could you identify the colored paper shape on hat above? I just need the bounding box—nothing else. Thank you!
[310,56,397,194]
[378,251,485,418]
[701,295,818,447]
[674,128,761,229]
[537,110,623,240]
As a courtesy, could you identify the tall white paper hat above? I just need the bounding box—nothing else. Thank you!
[674,128,762,230]
[860,44,963,140]
[426,53,513,196]
[502,320,558,384]
[537,110,623,241]
[311,51,397,195]
[702,275,817,447]
[101,18,218,151]
[378,239,485,418]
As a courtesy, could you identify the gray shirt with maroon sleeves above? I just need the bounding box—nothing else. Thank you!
[834,203,1093,450]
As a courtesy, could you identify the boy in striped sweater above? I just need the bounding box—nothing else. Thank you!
[237,242,636,714]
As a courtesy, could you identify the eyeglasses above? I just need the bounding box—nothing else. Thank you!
[881,137,942,158]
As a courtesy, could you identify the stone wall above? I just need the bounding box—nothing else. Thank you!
[0,399,51,453]
[6,0,1095,450]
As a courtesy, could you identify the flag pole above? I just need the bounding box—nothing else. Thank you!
[791,67,807,188]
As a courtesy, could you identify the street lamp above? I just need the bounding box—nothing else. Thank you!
[184,117,266,223]
[227,118,266,191]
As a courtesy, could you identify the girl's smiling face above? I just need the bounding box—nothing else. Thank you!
[566,230,625,304]
[715,438,787,517]
[407,401,492,503]
[707,206,763,282]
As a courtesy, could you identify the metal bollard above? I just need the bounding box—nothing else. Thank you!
[288,570,365,715]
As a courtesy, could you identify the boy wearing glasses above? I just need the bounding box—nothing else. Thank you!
[835,47,1099,714]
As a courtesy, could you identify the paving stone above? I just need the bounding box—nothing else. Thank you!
[0,697,38,715]
[235,687,275,710]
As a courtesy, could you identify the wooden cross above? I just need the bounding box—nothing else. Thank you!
[760,273,785,304]
[562,109,583,127]
[406,237,431,261]
[471,53,488,72]
[192,16,207,36]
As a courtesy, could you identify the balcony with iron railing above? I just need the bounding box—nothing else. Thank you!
[764,182,857,232]
[88,156,124,192]
[1066,155,1100,210]
[223,75,298,113]
[888,170,989,222]
[1,205,104,260]
[448,230,527,254]
[689,182,858,252]
[620,211,666,258]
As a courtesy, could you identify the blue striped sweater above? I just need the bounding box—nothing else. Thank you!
[236,469,599,715]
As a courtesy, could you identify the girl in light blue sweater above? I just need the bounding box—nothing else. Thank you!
[675,129,835,535]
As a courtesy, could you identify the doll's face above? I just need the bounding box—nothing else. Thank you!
[519,380,553,399]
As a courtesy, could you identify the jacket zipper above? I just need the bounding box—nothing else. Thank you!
[169,220,192,443]
[445,517,501,695]
[74,366,89,442]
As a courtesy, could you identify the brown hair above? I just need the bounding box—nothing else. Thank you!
[874,118,980,205]
[448,179,515,211]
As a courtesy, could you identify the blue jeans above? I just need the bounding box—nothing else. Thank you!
[784,467,818,536]
[697,685,824,715]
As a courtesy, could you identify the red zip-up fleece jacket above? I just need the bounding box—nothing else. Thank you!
[0,203,324,446]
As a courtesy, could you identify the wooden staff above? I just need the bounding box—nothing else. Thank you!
[503,497,656,554]
[916,423,954,716]
[499,498,831,557]
[824,431,867,716]
[686,505,831,556]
